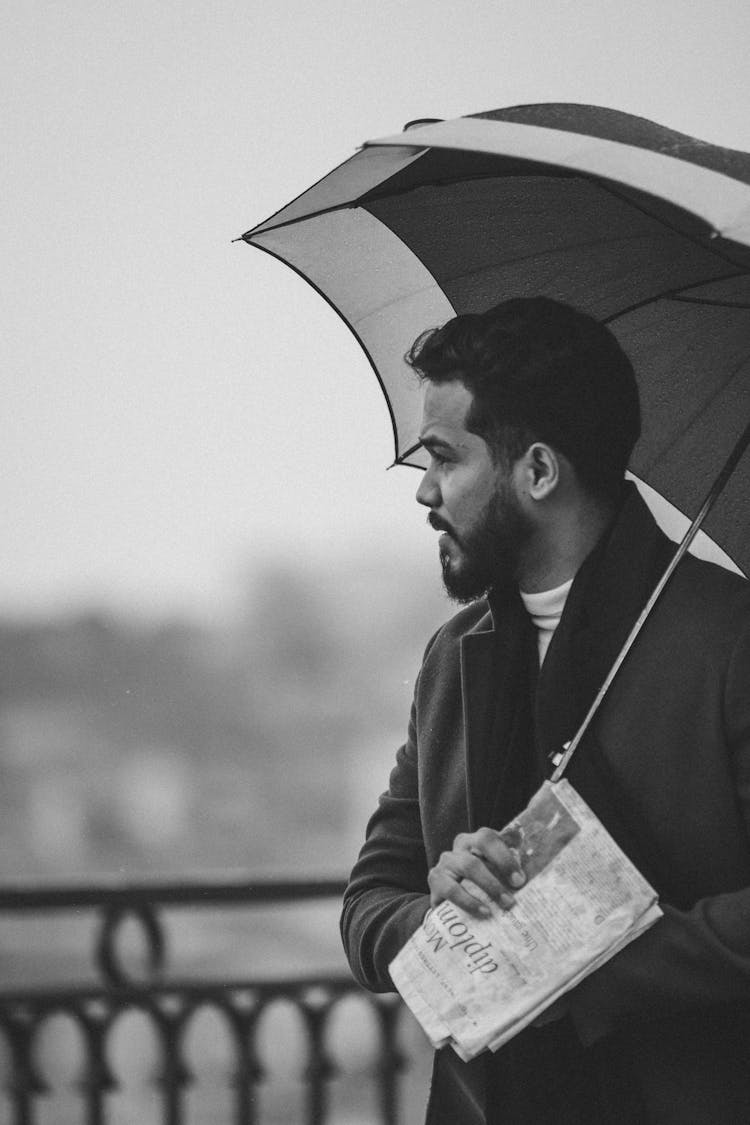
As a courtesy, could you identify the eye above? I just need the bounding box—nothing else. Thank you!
[430,449,451,467]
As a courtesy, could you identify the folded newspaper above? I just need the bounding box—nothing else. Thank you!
[389,779,662,1061]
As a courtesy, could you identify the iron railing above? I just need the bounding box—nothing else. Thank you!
[0,878,424,1125]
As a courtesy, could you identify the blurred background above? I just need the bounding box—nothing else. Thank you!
[2,0,748,1119]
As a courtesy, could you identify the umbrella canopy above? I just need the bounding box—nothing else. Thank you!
[242,104,750,576]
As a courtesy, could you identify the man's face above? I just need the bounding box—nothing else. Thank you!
[416,380,531,601]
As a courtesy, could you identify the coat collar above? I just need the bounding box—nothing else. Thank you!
[535,481,677,766]
[460,590,533,828]
[459,483,678,823]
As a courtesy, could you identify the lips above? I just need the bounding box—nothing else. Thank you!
[428,513,454,537]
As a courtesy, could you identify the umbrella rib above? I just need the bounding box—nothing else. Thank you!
[393,440,425,466]
[241,160,558,237]
[441,245,747,297]
[638,349,750,480]
[242,172,575,238]
[242,200,363,239]
[669,292,750,310]
[342,228,695,327]
[359,230,703,323]
[588,174,750,268]
[602,270,750,326]
[243,158,687,241]
[238,142,405,240]
[245,154,750,256]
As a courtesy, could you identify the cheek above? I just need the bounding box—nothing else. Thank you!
[452,475,493,521]
[441,462,496,524]
[441,483,470,525]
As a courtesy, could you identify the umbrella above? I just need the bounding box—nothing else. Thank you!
[241,103,750,579]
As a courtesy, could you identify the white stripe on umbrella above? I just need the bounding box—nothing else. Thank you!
[368,119,750,247]
[253,207,454,462]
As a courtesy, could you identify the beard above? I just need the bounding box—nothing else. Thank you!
[430,489,531,603]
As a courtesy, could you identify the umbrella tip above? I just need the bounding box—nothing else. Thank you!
[402,118,444,132]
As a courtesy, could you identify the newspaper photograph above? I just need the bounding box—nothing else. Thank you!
[389,779,662,1060]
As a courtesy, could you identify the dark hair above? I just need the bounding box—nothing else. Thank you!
[406,297,640,502]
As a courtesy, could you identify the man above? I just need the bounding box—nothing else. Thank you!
[340,298,750,1123]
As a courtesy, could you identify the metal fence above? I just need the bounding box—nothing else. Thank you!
[0,878,424,1125]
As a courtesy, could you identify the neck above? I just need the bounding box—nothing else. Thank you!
[518,494,615,594]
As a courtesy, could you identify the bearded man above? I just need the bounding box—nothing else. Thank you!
[340,297,750,1124]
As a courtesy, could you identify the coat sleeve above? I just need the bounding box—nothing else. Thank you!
[569,613,750,1044]
[340,691,431,993]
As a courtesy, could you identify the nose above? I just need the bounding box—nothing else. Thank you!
[416,462,440,509]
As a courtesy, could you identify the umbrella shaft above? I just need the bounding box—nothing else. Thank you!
[551,419,750,782]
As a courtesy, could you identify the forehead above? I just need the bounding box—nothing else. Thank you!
[419,380,476,443]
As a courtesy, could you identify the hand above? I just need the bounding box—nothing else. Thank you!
[427,826,526,918]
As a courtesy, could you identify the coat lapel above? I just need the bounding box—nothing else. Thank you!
[461,590,530,829]
[458,485,676,832]
[529,485,679,882]
[535,483,677,770]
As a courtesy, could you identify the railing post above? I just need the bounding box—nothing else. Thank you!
[76,1003,116,1125]
[152,999,191,1125]
[226,993,264,1125]
[374,997,405,1125]
[300,988,335,1125]
[2,1009,46,1125]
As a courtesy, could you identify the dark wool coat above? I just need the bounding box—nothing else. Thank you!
[341,486,750,1124]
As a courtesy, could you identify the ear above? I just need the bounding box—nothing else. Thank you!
[518,443,560,500]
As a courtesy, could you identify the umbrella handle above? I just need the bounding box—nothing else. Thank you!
[550,418,750,782]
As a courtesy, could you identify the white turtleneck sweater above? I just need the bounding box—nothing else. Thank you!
[520,578,574,665]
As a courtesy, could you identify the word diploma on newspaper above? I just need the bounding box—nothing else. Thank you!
[389,779,662,1061]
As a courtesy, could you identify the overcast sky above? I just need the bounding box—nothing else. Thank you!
[3,0,749,620]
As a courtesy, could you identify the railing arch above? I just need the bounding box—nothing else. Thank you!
[0,877,428,1125]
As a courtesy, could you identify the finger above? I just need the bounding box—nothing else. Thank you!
[462,876,516,913]
[431,850,501,901]
[429,854,515,912]
[470,845,526,891]
[428,868,493,917]
[458,828,526,888]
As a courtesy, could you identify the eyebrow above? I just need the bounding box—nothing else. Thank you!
[419,434,456,453]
